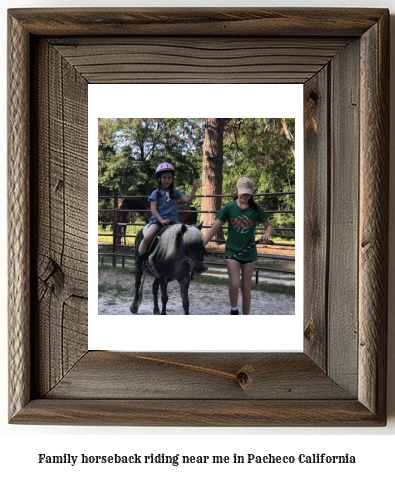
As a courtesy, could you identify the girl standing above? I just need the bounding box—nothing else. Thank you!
[203,177,273,315]
[136,162,200,264]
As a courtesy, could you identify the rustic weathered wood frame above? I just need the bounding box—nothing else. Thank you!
[8,8,389,426]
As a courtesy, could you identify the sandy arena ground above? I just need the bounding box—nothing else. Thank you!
[98,268,295,316]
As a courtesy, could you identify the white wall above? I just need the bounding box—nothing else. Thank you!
[1,0,394,476]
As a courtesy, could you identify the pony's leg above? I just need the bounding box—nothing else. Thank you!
[152,278,160,315]
[130,265,143,314]
[160,278,169,315]
[179,277,190,315]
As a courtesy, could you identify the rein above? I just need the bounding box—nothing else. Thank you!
[203,239,275,261]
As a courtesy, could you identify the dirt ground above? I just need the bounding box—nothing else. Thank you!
[98,268,295,316]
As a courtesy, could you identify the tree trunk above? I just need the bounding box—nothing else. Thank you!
[281,118,295,159]
[201,118,225,241]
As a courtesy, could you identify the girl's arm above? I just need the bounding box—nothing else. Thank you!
[203,218,224,247]
[150,201,171,225]
[179,179,201,204]
[259,219,274,243]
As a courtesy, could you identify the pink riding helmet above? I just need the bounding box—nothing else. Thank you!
[156,162,175,175]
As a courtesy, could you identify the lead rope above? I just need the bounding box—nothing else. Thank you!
[203,239,275,260]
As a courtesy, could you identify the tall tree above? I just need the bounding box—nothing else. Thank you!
[221,118,296,233]
[281,118,295,159]
[201,118,226,239]
[97,117,296,237]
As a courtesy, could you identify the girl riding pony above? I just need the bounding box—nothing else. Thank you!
[136,162,200,264]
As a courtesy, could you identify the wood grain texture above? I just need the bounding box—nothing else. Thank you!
[7,7,389,426]
[46,352,354,400]
[30,39,88,397]
[48,37,350,84]
[11,399,383,427]
[8,8,387,37]
[358,12,389,420]
[303,68,329,370]
[8,13,31,421]
[327,39,360,396]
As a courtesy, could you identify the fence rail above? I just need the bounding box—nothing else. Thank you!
[98,192,295,277]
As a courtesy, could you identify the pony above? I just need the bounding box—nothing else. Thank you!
[131,223,206,315]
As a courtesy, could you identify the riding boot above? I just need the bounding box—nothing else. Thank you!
[136,252,148,265]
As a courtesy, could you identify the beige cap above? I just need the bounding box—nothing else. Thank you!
[236,177,254,195]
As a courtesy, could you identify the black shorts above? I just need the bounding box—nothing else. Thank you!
[226,258,254,266]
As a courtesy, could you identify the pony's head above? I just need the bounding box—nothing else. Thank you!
[182,223,206,275]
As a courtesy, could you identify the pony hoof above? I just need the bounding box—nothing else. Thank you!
[130,303,139,314]
[154,310,160,315]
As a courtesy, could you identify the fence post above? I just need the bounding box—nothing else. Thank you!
[112,192,118,267]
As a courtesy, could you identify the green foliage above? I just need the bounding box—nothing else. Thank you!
[222,118,295,231]
[98,118,203,197]
[98,118,295,232]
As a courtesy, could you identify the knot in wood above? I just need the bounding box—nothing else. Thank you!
[308,91,319,103]
[236,365,255,390]
[304,321,314,341]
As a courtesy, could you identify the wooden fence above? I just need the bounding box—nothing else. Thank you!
[98,192,295,281]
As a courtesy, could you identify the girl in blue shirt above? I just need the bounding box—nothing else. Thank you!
[136,162,200,264]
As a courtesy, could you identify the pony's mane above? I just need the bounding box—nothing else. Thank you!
[149,224,202,263]
[183,225,204,246]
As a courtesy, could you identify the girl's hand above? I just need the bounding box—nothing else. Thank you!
[162,219,171,225]
[259,233,271,244]
[192,179,201,190]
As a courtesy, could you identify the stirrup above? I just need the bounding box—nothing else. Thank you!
[142,261,159,279]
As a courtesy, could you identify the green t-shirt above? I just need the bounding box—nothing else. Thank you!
[216,200,268,261]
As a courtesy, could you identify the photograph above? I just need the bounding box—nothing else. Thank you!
[97,118,296,317]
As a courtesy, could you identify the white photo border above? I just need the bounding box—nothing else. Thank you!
[88,84,303,352]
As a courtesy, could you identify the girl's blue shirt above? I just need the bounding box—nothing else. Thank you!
[148,188,184,223]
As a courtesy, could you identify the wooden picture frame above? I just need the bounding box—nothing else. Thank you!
[8,8,389,426]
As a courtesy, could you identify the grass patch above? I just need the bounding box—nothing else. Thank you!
[98,225,139,246]
[192,273,294,296]
[98,279,131,298]
[99,265,134,275]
